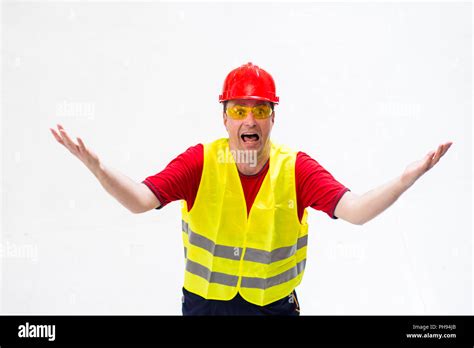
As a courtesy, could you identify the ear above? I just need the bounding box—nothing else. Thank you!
[223,112,228,128]
[271,111,275,124]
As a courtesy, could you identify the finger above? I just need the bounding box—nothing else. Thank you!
[432,143,444,159]
[417,151,433,172]
[50,128,65,145]
[425,150,435,161]
[424,151,436,170]
[440,142,453,157]
[59,128,80,153]
[58,127,75,145]
[430,143,451,168]
[76,137,86,152]
[429,145,443,167]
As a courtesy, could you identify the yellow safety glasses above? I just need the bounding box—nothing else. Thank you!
[226,104,273,120]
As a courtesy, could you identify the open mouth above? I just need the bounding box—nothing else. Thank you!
[241,133,260,143]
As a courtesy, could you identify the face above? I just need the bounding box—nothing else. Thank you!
[223,99,275,159]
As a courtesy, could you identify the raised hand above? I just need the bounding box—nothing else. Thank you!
[50,124,100,172]
[401,141,453,188]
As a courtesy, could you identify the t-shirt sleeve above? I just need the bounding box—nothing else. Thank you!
[296,151,349,219]
[142,144,203,210]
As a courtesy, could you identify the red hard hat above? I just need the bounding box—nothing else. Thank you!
[219,62,279,104]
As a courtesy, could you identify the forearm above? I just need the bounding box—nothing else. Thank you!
[341,176,410,225]
[89,162,156,214]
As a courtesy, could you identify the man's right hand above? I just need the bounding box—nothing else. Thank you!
[50,124,100,173]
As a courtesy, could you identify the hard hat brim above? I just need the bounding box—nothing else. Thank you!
[219,95,279,104]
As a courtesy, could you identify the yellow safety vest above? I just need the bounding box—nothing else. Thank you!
[181,138,309,306]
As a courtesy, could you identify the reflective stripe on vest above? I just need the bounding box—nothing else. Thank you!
[185,255,306,290]
[182,220,307,264]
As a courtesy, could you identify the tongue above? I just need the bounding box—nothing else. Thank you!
[243,134,258,142]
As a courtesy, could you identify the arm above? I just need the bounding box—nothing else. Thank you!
[50,124,160,214]
[334,142,452,225]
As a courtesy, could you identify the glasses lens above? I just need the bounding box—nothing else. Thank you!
[252,104,272,119]
[227,105,248,119]
[226,104,272,120]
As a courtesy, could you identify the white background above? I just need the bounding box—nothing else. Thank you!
[1,1,472,315]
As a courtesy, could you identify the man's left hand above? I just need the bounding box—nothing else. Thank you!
[401,141,453,188]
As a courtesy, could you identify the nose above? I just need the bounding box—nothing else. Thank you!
[242,111,257,127]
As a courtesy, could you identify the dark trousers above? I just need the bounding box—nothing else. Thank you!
[182,287,300,316]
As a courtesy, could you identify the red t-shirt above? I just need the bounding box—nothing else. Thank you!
[143,144,349,222]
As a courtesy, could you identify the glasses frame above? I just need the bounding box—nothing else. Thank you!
[225,103,274,120]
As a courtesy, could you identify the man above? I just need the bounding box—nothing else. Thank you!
[50,62,452,316]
